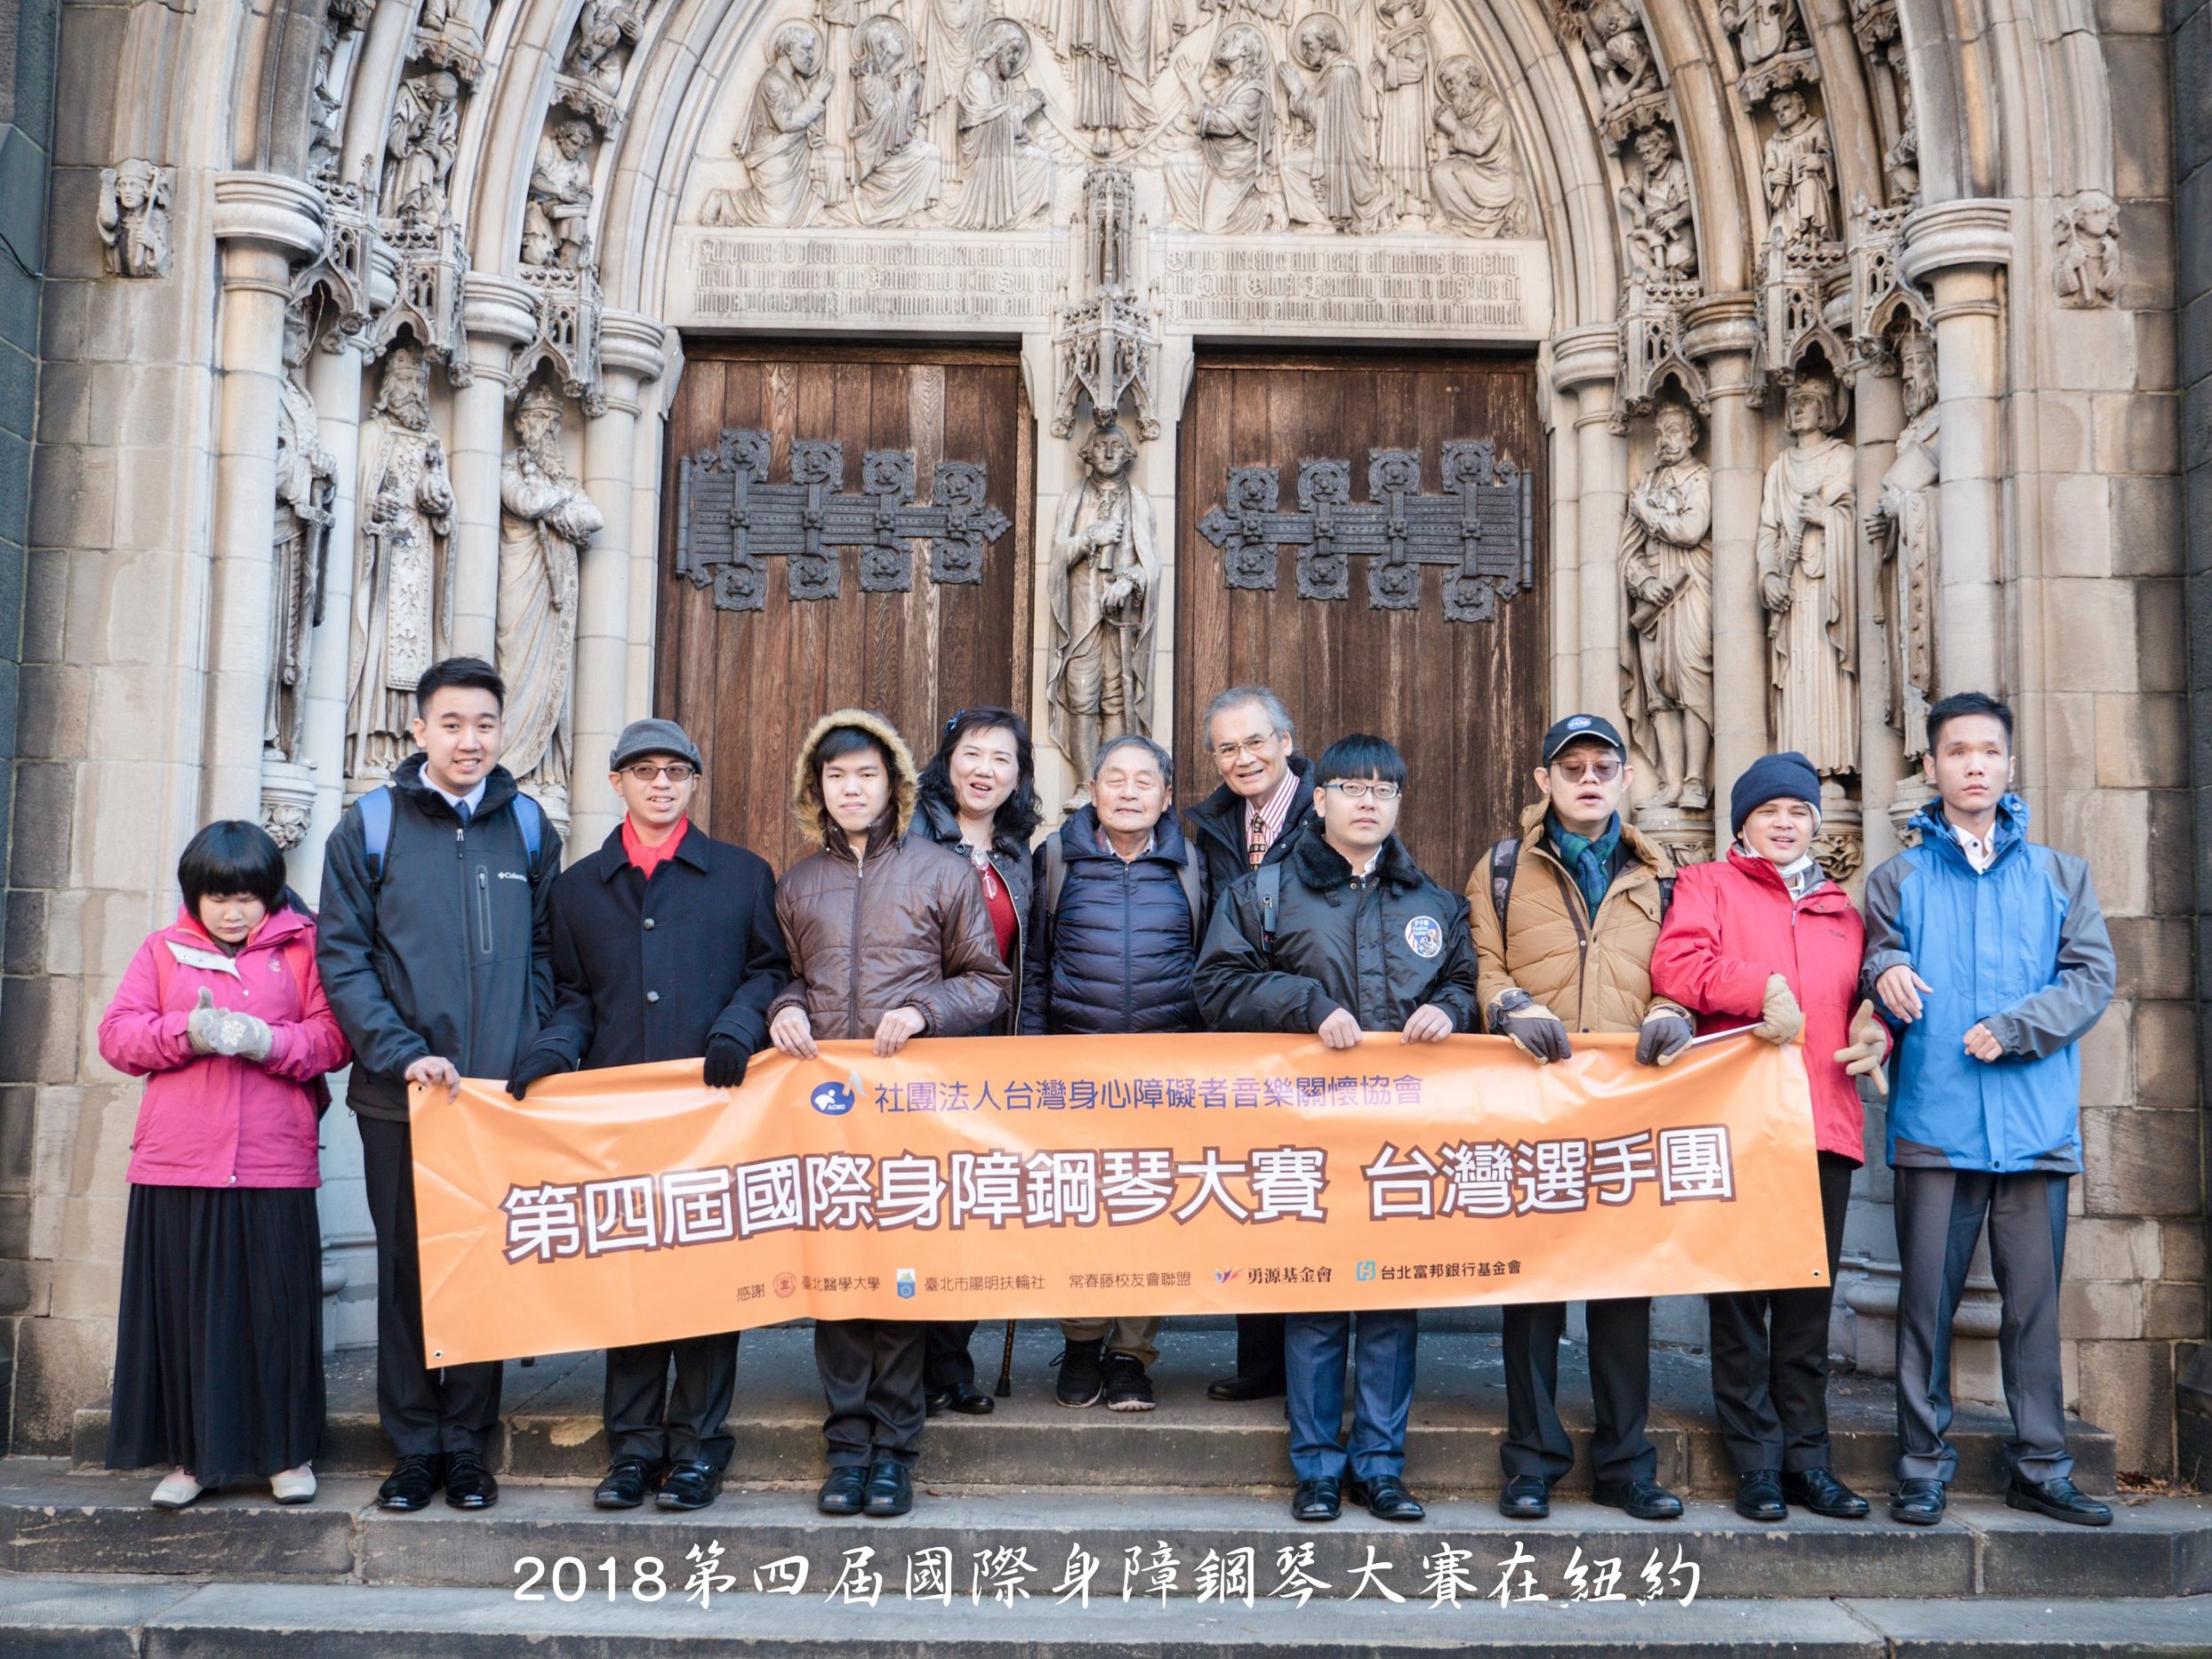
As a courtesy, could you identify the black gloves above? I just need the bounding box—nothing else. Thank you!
[506,1049,570,1101]
[1636,1006,1696,1067]
[703,1033,751,1090]
[1489,990,1573,1065]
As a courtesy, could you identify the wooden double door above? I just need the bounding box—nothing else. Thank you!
[1174,348,1551,893]
[656,343,1033,873]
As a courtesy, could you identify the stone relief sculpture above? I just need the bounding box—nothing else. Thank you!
[96,160,173,278]
[912,0,989,180]
[1168,24,1283,233]
[566,0,631,100]
[2053,190,2120,308]
[1721,0,1803,68]
[348,347,458,787]
[383,70,462,223]
[850,15,946,226]
[952,20,1054,229]
[268,307,336,766]
[523,118,597,267]
[1428,57,1522,237]
[1618,121,1695,280]
[308,23,349,179]
[1048,0,1181,132]
[1755,369,1857,779]
[1761,89,1839,247]
[1280,12,1390,234]
[1047,416,1161,786]
[1370,0,1433,225]
[1619,402,1713,812]
[497,386,604,803]
[1572,0,1658,116]
[703,22,842,227]
[1869,327,1938,761]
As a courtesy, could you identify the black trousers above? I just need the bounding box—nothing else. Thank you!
[816,1318,927,1469]
[922,1320,977,1392]
[358,1113,503,1458]
[1500,1296,1656,1487]
[603,1333,739,1471]
[1231,1312,1286,1384]
[1707,1150,1855,1475]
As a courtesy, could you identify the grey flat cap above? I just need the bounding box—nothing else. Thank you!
[610,718,702,773]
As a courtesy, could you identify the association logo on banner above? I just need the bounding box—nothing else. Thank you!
[897,1267,916,1299]
[811,1080,858,1115]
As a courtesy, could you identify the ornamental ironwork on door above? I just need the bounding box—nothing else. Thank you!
[674,427,1013,612]
[1194,441,1534,622]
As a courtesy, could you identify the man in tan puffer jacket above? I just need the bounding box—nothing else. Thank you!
[1465,714,1692,1527]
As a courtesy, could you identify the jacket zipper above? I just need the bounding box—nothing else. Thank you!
[456,821,476,1073]
[847,847,868,1037]
[476,869,495,955]
[1539,858,1593,1028]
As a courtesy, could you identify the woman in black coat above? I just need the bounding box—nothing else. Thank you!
[912,706,1044,1416]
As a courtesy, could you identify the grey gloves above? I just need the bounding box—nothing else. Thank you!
[1636,1004,1696,1066]
[185,987,274,1063]
[1489,989,1573,1065]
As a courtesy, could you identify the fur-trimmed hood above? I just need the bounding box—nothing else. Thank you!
[788,708,921,849]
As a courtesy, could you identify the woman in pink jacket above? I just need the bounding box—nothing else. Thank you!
[1649,753,1888,1527]
[97,821,350,1509]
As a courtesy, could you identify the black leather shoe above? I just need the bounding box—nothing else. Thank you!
[656,1460,723,1511]
[818,1466,867,1515]
[1498,1475,1551,1519]
[1594,1478,1684,1521]
[863,1461,913,1517]
[1346,1475,1425,1521]
[593,1457,654,1510]
[377,1453,441,1512]
[1735,1469,1786,1522]
[1784,1468,1870,1519]
[1290,1477,1341,1521]
[1206,1369,1287,1401]
[925,1381,994,1416]
[1889,1477,1947,1526]
[443,1451,498,1510]
[2004,1474,2112,1527]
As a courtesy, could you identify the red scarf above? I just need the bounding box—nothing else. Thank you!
[621,816,690,880]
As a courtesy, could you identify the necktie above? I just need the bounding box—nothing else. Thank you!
[455,800,473,826]
[1247,811,1266,868]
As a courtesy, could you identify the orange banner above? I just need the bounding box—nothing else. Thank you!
[411,1033,1831,1367]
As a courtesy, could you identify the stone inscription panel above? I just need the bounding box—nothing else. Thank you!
[669,229,1069,331]
[1151,235,1551,339]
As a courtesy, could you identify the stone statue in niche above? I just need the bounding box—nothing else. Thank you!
[1869,326,1938,759]
[1371,0,1433,225]
[1428,56,1524,237]
[1574,0,1657,115]
[952,20,1054,230]
[268,306,336,764]
[2053,190,2120,308]
[497,384,604,802]
[1618,122,1696,279]
[1279,12,1389,234]
[1761,88,1838,246]
[383,70,462,223]
[1721,0,1804,68]
[523,119,596,267]
[1169,23,1283,233]
[566,0,629,98]
[1619,401,1713,811]
[348,346,457,786]
[1048,416,1160,786]
[912,0,988,183]
[1756,369,1858,778]
[703,22,842,227]
[96,160,173,278]
[308,23,348,179]
[849,15,946,225]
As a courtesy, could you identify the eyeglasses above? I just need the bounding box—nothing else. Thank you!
[1323,780,1401,802]
[1549,756,1622,784]
[623,762,696,783]
[1210,731,1282,762]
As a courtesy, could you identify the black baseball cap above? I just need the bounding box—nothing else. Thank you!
[1540,714,1625,765]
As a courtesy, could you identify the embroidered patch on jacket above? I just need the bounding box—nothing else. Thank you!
[1404,915,1444,958]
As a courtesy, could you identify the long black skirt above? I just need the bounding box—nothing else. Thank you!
[106,1184,325,1485]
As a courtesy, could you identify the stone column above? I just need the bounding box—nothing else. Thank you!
[450,275,537,663]
[1685,295,1764,857]
[1853,367,1905,872]
[297,340,365,875]
[1551,325,1625,727]
[203,173,324,824]
[572,311,668,857]
[1901,201,2014,699]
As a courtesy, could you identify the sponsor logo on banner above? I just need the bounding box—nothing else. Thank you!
[1404,915,1443,958]
[897,1268,916,1299]
[811,1081,856,1115]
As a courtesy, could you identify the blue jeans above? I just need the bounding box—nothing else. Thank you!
[1284,1310,1417,1483]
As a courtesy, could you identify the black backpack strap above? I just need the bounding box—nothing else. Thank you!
[1657,874,1675,919]
[1042,834,1068,959]
[1178,845,1207,949]
[1256,861,1282,953]
[1488,837,1521,931]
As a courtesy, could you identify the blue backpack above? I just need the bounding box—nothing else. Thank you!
[358,784,545,885]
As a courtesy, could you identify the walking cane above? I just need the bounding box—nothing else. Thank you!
[994,1319,1017,1398]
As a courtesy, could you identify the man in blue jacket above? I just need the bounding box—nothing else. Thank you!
[1860,691,2116,1528]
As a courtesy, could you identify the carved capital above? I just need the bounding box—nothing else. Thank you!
[1549,324,1619,395]
[1897,199,2013,286]
[213,171,326,262]
[462,272,540,347]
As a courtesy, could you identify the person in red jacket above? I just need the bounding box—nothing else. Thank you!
[96,821,351,1510]
[1649,752,1887,1525]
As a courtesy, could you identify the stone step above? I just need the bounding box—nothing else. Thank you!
[67,1325,2120,1499]
[6,1463,2207,1601]
[4,1573,2211,1657]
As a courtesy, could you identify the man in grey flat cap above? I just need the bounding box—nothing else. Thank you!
[507,718,790,1513]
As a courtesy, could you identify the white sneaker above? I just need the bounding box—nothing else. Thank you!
[270,1465,316,1505]
[150,1472,203,1509]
